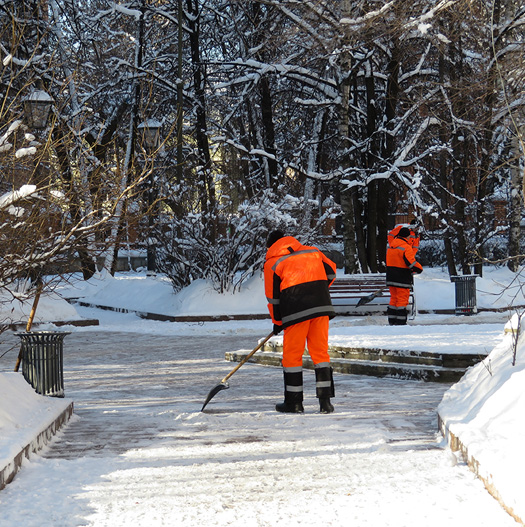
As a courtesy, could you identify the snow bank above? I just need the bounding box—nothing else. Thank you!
[416,266,525,311]
[0,373,73,488]
[60,269,268,317]
[60,265,525,317]
[0,290,79,326]
[438,314,525,523]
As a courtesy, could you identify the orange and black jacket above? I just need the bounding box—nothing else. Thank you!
[386,236,423,289]
[264,236,337,329]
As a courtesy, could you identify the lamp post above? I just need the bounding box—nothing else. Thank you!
[23,90,53,130]
[18,89,53,320]
[23,89,53,187]
[138,119,162,153]
[138,119,162,275]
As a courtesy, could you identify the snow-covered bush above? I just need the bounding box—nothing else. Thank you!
[155,192,326,293]
[418,233,512,269]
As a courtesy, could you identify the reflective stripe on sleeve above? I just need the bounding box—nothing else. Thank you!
[271,249,319,271]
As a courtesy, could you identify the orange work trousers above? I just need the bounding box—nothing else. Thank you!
[282,316,330,368]
[389,286,411,308]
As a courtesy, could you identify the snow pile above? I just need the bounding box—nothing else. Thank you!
[0,373,72,471]
[415,266,525,312]
[59,269,269,317]
[438,313,525,522]
[59,265,525,317]
[0,289,79,326]
[1,265,524,323]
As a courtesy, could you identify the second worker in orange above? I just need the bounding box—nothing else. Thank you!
[386,227,423,325]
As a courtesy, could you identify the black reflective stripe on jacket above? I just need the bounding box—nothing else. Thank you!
[385,266,414,289]
[278,279,335,327]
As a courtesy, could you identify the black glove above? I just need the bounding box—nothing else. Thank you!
[413,266,423,274]
[273,324,283,335]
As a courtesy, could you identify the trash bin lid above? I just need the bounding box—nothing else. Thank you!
[450,275,479,282]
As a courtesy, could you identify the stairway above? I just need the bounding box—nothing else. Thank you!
[225,340,486,383]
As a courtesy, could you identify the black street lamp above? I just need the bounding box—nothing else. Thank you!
[138,119,162,275]
[138,119,162,153]
[23,90,53,130]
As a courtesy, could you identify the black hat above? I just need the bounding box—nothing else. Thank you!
[398,227,411,238]
[266,230,284,248]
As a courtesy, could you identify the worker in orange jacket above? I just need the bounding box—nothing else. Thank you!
[264,230,337,414]
[386,227,423,325]
[388,219,420,254]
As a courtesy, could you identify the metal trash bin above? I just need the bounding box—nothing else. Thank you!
[450,275,478,315]
[16,331,70,397]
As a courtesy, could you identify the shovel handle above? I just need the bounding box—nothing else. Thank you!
[220,331,274,384]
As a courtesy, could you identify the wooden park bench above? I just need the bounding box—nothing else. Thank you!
[330,273,415,316]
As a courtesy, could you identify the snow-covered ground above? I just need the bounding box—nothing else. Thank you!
[0,266,524,525]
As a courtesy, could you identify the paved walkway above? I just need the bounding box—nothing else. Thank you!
[29,331,448,459]
[0,329,448,457]
[0,328,516,526]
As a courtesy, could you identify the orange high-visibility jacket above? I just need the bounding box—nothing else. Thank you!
[386,236,423,289]
[388,224,420,252]
[264,236,337,329]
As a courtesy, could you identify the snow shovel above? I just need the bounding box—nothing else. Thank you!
[201,331,274,411]
[356,287,386,308]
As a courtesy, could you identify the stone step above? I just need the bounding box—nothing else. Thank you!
[225,350,469,383]
[262,341,484,369]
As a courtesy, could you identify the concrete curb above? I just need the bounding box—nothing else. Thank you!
[438,414,523,526]
[68,299,269,322]
[0,401,74,491]
[7,319,99,330]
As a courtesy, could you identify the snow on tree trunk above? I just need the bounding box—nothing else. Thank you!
[508,132,523,272]
[101,3,145,274]
[338,0,358,274]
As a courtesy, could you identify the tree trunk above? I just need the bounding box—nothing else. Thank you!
[364,62,378,272]
[366,181,378,272]
[438,32,457,277]
[341,188,358,273]
[508,131,523,271]
[101,1,144,274]
[186,0,216,229]
[376,179,389,271]
[259,76,279,192]
[53,128,97,280]
[338,0,358,274]
[304,110,326,230]
[353,191,369,273]
[379,41,400,272]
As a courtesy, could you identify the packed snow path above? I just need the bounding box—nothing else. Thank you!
[0,329,516,526]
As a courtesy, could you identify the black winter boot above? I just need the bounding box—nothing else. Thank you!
[387,306,397,326]
[276,401,304,413]
[276,367,304,413]
[315,364,335,413]
[319,398,334,414]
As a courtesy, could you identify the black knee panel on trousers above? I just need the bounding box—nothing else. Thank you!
[314,366,334,399]
[283,368,303,403]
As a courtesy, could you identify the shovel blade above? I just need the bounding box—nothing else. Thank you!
[356,294,374,307]
[201,382,229,411]
[356,288,384,307]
